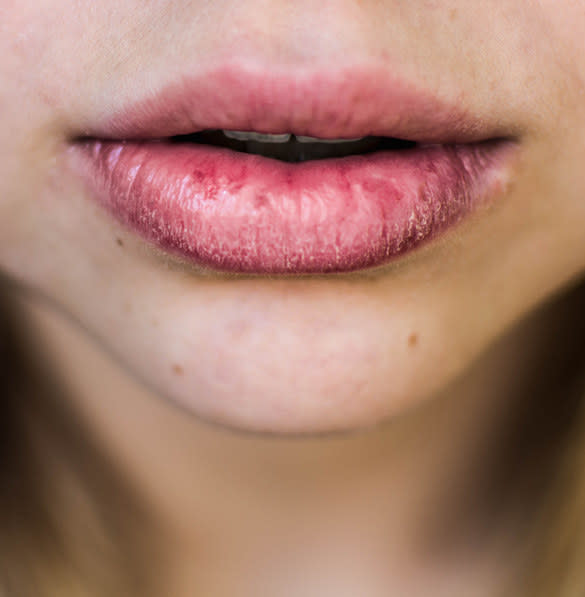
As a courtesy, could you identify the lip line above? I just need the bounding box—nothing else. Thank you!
[80,61,512,145]
[76,136,507,171]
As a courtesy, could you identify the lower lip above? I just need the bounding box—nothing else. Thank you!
[70,139,514,274]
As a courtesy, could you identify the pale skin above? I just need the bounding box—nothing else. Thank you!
[2,2,585,595]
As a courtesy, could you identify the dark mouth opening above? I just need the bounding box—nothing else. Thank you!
[169,130,417,163]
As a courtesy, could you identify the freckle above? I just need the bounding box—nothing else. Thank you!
[172,364,184,376]
[408,333,419,348]
[116,238,124,247]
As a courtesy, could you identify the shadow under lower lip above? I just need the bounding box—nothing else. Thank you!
[70,138,514,275]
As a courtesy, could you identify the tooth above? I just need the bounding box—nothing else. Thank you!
[295,135,364,144]
[223,130,291,143]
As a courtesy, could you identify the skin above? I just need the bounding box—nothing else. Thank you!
[2,1,585,595]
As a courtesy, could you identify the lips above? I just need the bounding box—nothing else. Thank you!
[68,63,516,275]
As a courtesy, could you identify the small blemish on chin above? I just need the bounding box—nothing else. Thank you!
[408,333,419,348]
[172,364,184,376]
[116,237,124,247]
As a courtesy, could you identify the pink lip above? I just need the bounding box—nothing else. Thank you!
[69,64,516,275]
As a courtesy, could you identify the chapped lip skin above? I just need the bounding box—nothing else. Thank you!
[69,63,516,275]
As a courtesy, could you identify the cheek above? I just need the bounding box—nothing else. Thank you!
[0,2,58,93]
[532,2,585,84]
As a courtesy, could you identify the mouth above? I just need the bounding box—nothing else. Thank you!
[68,64,517,275]
[169,130,417,163]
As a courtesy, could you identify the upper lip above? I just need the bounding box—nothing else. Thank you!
[80,61,511,145]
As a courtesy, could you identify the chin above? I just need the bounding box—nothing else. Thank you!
[120,318,459,435]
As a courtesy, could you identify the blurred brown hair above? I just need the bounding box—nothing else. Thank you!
[2,275,585,596]
[0,280,154,597]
